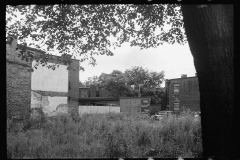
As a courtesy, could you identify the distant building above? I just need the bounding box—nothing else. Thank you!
[79,84,164,115]
[79,85,111,98]
[165,74,200,112]
[79,87,90,98]
[79,85,115,106]
[119,97,151,114]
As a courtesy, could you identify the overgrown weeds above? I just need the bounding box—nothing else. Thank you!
[7,109,202,158]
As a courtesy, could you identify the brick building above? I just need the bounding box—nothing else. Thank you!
[165,74,200,112]
[79,86,116,106]
[7,36,32,119]
[7,36,80,118]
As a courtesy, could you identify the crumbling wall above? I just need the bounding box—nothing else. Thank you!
[6,37,31,119]
[68,60,80,116]
[31,91,68,116]
[30,59,69,115]
[30,56,79,116]
[7,36,80,118]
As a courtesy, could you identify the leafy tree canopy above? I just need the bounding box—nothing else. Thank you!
[125,66,165,88]
[6,4,186,69]
[85,66,165,102]
[82,75,99,87]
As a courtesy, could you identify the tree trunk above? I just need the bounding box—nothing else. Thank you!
[181,5,234,158]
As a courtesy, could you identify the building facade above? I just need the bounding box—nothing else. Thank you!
[79,87,90,98]
[119,97,151,114]
[165,74,200,112]
[7,36,80,118]
[7,36,32,119]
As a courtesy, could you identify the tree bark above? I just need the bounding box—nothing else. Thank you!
[181,5,234,158]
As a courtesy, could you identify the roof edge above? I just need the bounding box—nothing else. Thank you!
[166,76,198,81]
[119,96,152,99]
[17,44,80,62]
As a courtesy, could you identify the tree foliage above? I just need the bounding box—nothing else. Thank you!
[82,75,99,87]
[98,70,128,97]
[124,66,165,103]
[6,4,235,158]
[125,66,164,88]
[6,4,186,69]
[91,66,165,103]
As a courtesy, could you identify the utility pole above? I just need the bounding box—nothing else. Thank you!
[129,82,143,97]
[138,84,143,97]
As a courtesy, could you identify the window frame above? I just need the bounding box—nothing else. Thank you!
[173,83,180,95]
[173,102,180,111]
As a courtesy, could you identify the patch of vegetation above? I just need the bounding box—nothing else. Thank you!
[7,109,202,158]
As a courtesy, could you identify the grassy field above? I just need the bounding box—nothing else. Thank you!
[7,109,202,158]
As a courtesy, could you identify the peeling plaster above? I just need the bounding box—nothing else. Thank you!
[56,103,68,114]
[31,91,42,108]
[31,91,68,116]
[30,59,69,116]
[31,60,68,92]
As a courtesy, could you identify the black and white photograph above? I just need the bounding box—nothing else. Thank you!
[6,3,234,159]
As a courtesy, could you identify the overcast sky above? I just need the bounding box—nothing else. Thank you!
[8,7,196,88]
[79,42,196,87]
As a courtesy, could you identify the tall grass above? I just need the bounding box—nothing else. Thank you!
[7,109,202,158]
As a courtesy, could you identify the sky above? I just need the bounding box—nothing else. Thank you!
[7,6,196,88]
[79,42,196,87]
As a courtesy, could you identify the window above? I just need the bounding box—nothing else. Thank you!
[142,99,149,105]
[174,102,180,111]
[173,83,180,95]
[174,96,180,103]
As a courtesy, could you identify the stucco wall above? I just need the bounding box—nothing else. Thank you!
[31,60,68,92]
[30,52,80,116]
[31,91,68,116]
[30,58,80,116]
[30,60,69,116]
[78,106,120,114]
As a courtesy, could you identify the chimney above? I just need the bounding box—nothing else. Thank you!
[181,74,187,78]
